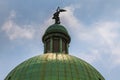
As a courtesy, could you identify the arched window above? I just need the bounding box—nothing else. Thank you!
[53,37,60,52]
[62,39,67,53]
[46,39,50,53]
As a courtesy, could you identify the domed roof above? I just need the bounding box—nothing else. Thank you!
[5,53,105,80]
[43,24,69,36]
[42,24,71,44]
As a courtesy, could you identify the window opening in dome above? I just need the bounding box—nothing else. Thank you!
[46,39,50,53]
[53,37,60,52]
[62,38,67,53]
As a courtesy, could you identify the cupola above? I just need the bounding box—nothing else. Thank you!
[42,7,70,54]
[42,24,71,54]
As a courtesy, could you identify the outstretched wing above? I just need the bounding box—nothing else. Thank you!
[60,9,66,12]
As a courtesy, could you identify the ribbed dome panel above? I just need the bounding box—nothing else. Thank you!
[5,53,105,80]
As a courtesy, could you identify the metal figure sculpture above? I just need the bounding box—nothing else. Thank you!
[52,7,66,24]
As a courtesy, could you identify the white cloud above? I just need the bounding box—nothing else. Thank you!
[60,5,120,68]
[76,49,101,63]
[95,22,120,67]
[61,5,82,30]
[96,22,119,46]
[1,10,35,40]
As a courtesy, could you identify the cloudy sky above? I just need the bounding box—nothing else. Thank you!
[0,0,120,80]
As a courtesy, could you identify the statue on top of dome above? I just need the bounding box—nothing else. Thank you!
[52,7,66,24]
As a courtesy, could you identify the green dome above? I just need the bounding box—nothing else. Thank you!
[45,24,69,36]
[42,24,71,45]
[5,53,105,80]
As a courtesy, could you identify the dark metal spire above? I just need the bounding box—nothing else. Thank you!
[52,7,66,24]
